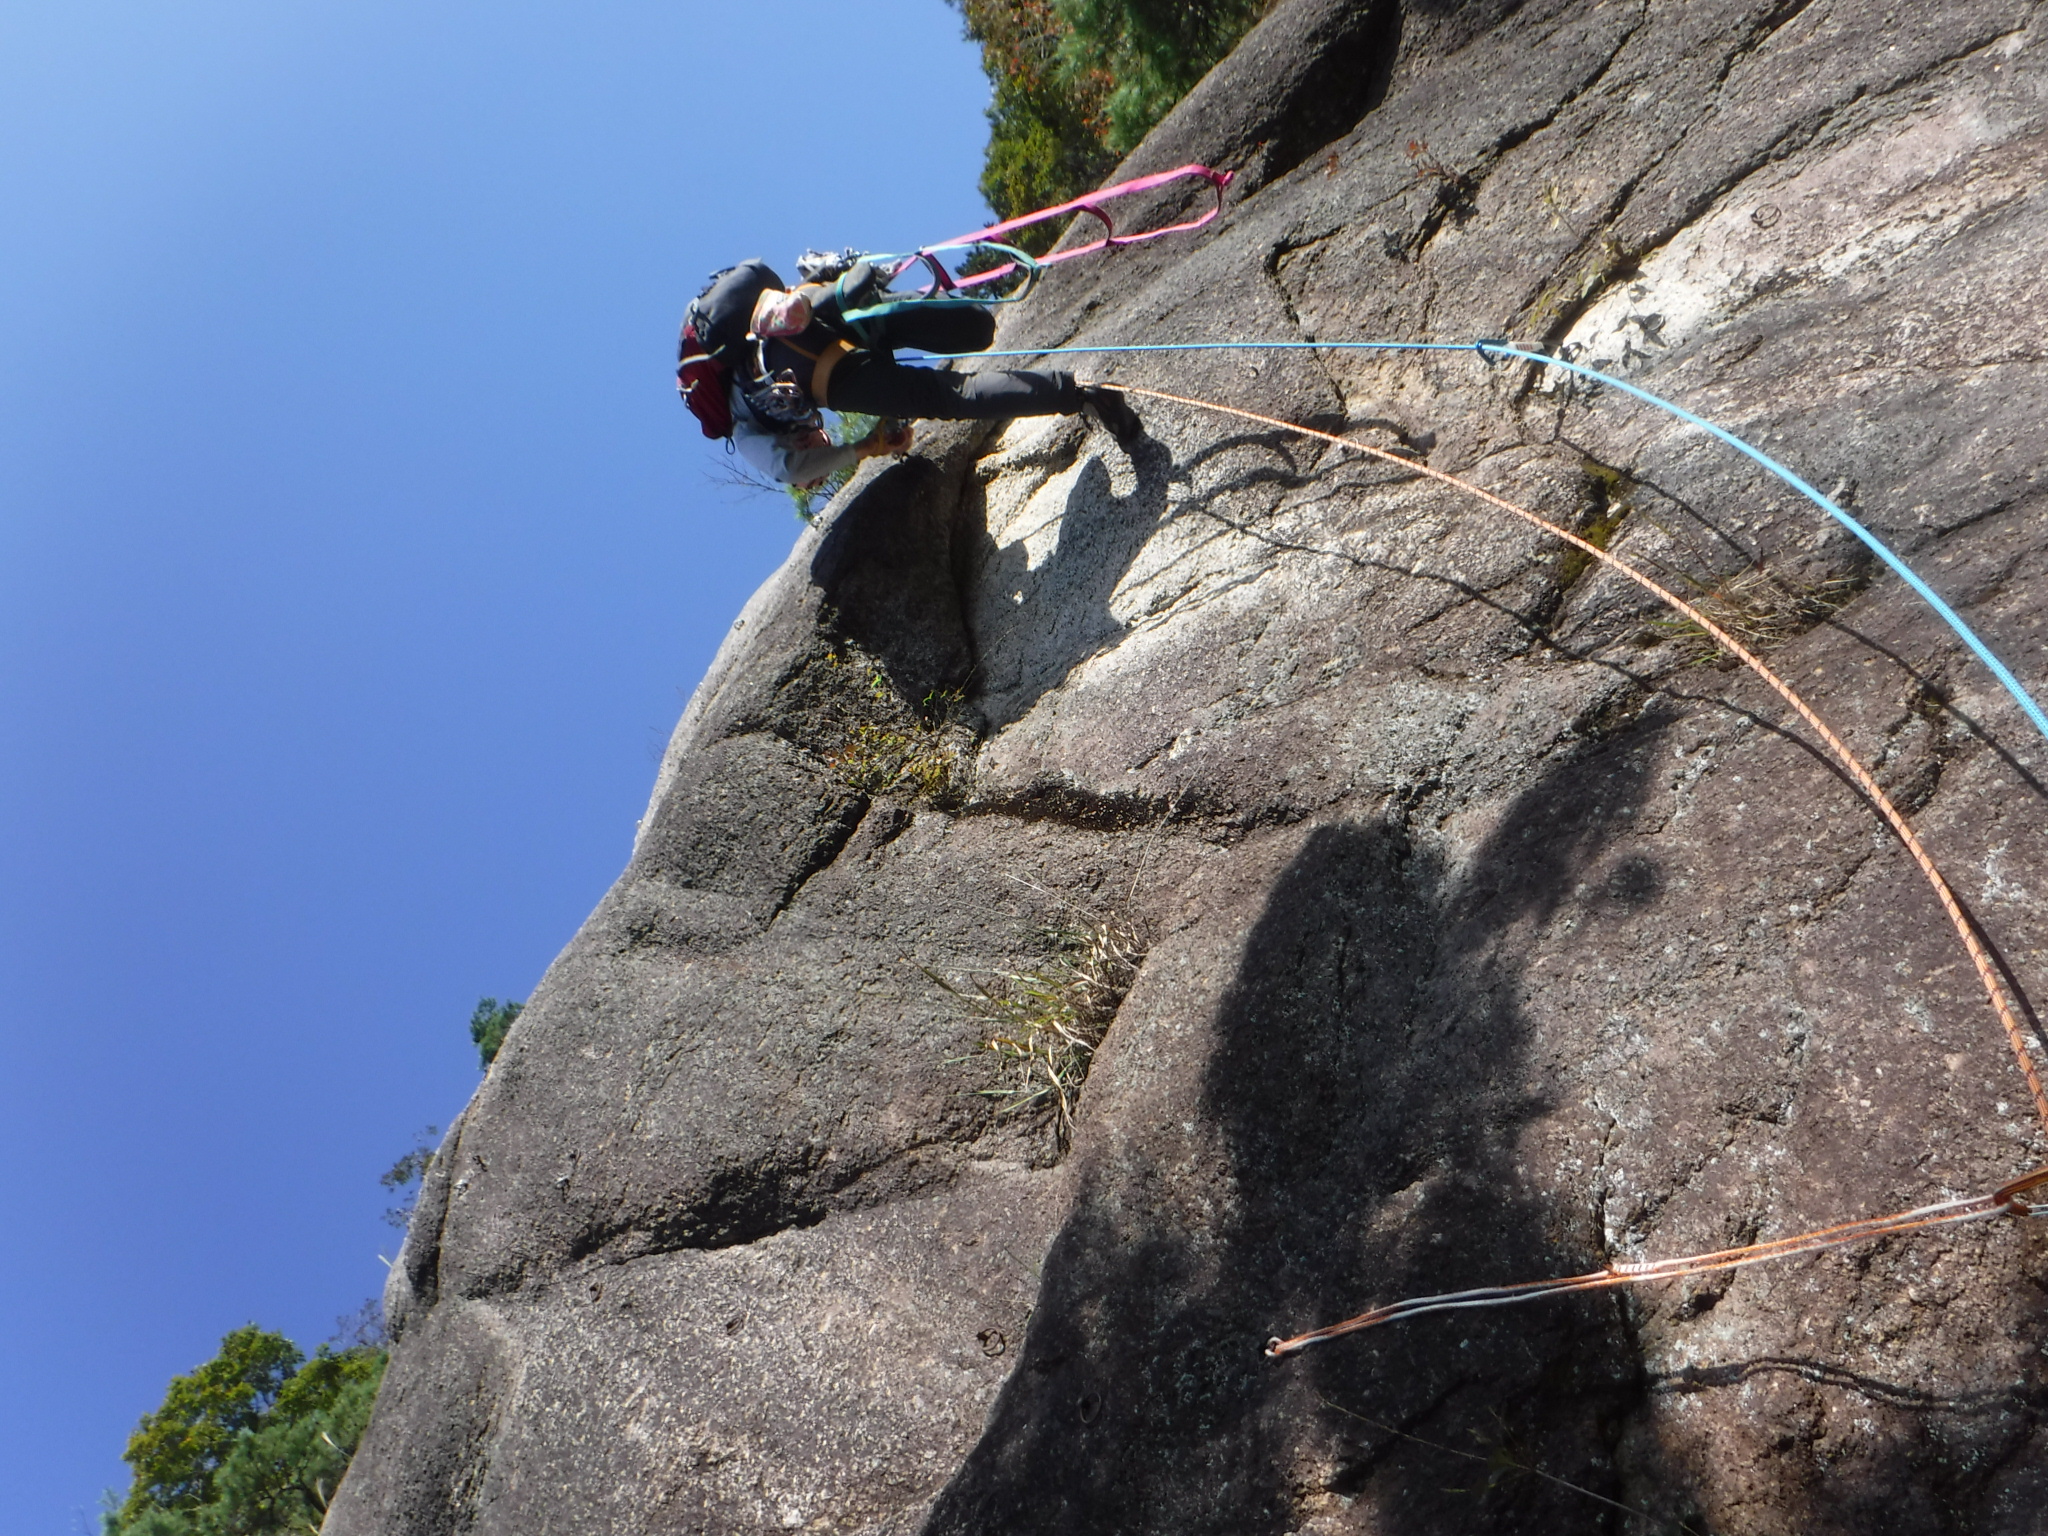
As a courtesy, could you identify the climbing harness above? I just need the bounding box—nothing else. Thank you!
[926,338,2048,757]
[835,165,1233,346]
[1086,380,2048,1352]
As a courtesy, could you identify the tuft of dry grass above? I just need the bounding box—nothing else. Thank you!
[829,720,961,799]
[929,915,1146,1146]
[1403,138,1479,208]
[1651,566,1861,664]
[823,676,970,804]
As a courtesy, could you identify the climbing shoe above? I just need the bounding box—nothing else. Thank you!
[1081,384,1143,447]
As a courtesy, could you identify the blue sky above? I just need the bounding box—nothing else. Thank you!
[0,4,993,1527]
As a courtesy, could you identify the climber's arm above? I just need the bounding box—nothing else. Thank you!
[730,410,859,488]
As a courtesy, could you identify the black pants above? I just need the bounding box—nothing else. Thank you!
[820,303,1082,421]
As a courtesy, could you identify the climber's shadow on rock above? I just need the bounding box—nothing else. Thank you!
[959,422,1317,730]
[957,422,1177,727]
[924,723,1709,1535]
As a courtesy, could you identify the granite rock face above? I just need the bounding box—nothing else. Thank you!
[328,2,2048,1532]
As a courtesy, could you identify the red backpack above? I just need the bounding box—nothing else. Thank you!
[676,260,778,440]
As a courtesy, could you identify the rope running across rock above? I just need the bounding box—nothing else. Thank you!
[1099,380,2048,1352]
[857,181,2048,1351]
[928,339,2048,756]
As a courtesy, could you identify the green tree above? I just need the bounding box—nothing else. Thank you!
[469,995,523,1066]
[1058,0,1271,154]
[951,0,1116,235]
[200,1349,386,1535]
[109,1331,388,1536]
[950,0,1272,225]
[114,1327,302,1526]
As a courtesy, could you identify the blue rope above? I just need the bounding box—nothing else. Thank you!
[919,337,2048,750]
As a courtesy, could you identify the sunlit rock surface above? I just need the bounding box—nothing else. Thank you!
[330,2,2048,1531]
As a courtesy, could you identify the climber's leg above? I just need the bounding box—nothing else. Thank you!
[825,351,1083,421]
[867,303,997,356]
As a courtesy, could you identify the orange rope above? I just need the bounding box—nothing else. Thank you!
[1268,1167,2048,1356]
[1108,382,2048,1347]
[1120,383,2047,1129]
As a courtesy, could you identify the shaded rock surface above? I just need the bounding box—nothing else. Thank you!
[329,1,2048,1531]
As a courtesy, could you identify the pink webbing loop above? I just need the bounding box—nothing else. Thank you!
[939,164,1233,292]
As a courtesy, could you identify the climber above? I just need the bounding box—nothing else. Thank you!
[677,252,1141,488]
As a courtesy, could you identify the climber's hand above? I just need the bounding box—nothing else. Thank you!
[856,419,914,458]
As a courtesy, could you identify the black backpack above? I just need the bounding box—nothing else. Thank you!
[675,260,779,439]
